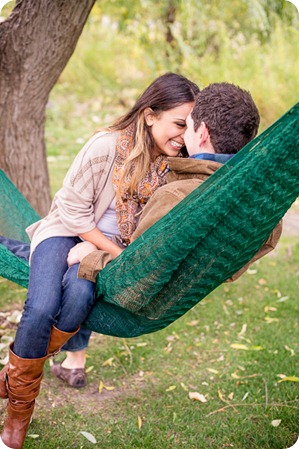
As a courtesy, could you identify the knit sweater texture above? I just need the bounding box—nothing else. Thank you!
[26,132,118,255]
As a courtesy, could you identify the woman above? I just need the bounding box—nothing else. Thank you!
[0,72,199,449]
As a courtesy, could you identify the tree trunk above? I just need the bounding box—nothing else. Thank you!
[0,0,96,217]
[165,0,176,47]
[164,0,182,71]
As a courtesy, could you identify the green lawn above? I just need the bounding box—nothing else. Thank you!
[0,234,298,448]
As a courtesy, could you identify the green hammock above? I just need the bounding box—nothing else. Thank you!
[0,103,298,338]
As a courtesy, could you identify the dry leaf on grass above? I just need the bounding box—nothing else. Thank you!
[231,343,249,350]
[138,416,143,429]
[207,368,219,374]
[276,296,289,303]
[278,376,299,383]
[242,392,249,401]
[264,316,279,323]
[284,345,295,356]
[102,357,114,366]
[271,419,281,427]
[189,392,207,403]
[258,278,267,285]
[98,380,115,393]
[186,320,200,327]
[80,431,97,444]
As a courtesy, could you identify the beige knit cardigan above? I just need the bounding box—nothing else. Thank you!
[27,131,118,256]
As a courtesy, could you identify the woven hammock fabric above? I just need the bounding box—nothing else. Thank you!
[0,103,298,338]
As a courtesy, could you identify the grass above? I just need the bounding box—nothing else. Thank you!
[0,234,298,448]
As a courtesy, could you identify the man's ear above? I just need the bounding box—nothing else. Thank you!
[198,122,210,145]
[144,108,155,126]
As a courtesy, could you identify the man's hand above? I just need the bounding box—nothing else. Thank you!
[67,242,97,267]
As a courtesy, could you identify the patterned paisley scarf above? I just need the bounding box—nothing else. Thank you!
[112,124,169,244]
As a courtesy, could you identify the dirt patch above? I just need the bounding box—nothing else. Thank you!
[35,371,148,416]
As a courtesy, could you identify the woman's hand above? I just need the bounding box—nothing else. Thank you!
[67,242,97,267]
[79,228,124,259]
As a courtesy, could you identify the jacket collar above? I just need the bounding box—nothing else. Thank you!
[190,153,235,164]
[166,157,223,182]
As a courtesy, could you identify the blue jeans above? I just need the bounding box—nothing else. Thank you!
[0,236,31,261]
[0,236,95,358]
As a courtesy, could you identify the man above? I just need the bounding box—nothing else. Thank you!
[76,82,281,282]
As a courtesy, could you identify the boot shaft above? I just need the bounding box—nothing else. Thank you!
[47,326,79,355]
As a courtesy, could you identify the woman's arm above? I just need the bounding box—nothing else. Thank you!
[79,228,122,258]
[55,133,117,235]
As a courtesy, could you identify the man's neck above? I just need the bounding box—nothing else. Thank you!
[187,144,215,157]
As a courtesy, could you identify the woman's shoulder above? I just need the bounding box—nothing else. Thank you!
[83,131,119,157]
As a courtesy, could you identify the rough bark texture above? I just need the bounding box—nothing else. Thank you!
[0,0,96,216]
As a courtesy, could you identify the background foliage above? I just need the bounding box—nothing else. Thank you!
[39,0,299,189]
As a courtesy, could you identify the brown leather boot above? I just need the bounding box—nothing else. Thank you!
[47,326,79,355]
[0,344,48,449]
[0,326,79,403]
[0,327,79,449]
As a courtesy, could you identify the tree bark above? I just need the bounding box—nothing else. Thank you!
[165,0,176,47]
[0,0,96,216]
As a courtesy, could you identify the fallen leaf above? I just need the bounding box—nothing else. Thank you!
[85,366,94,374]
[187,320,200,326]
[136,342,147,347]
[249,345,264,351]
[238,324,247,336]
[6,310,22,324]
[218,390,226,403]
[102,357,114,367]
[80,431,97,444]
[247,269,257,275]
[207,368,219,374]
[166,385,176,392]
[230,343,248,350]
[228,392,234,400]
[138,416,143,429]
[166,335,176,342]
[98,381,104,393]
[27,434,39,439]
[271,419,281,427]
[189,392,207,402]
[258,278,267,285]
[264,316,279,323]
[242,392,249,401]
[264,306,277,312]
[276,296,289,303]
[278,376,299,383]
[284,345,295,357]
[180,382,188,391]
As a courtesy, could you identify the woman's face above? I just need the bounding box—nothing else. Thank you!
[145,102,194,159]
